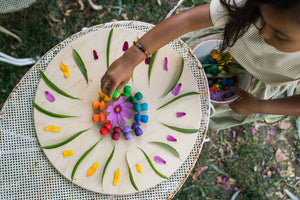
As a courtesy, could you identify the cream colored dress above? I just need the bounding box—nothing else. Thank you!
[181,0,300,131]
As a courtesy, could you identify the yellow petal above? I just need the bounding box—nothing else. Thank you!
[87,162,99,176]
[136,163,142,173]
[60,63,70,78]
[113,169,121,186]
[44,125,61,132]
[63,150,74,158]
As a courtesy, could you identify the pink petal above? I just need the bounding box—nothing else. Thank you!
[120,109,133,119]
[262,159,265,166]
[172,83,182,96]
[163,57,168,71]
[154,156,166,164]
[107,112,118,126]
[123,41,129,51]
[176,112,186,118]
[117,114,126,126]
[145,57,150,64]
[251,126,256,133]
[45,91,55,102]
[93,50,99,60]
[167,135,177,142]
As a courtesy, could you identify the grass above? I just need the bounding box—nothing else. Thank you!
[0,0,299,199]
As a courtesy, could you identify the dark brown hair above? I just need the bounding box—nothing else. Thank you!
[220,0,300,50]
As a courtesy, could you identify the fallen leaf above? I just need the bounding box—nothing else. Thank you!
[277,120,291,130]
[64,9,74,16]
[121,13,128,20]
[275,148,288,162]
[275,192,284,199]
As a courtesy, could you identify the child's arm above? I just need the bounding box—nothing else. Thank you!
[230,89,300,116]
[101,4,213,97]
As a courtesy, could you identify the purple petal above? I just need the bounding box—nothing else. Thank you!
[45,91,55,102]
[154,156,166,164]
[122,102,133,109]
[232,130,236,139]
[224,187,233,191]
[263,175,268,179]
[167,135,177,142]
[120,109,133,119]
[262,159,265,166]
[107,105,114,112]
[107,112,117,126]
[176,112,186,118]
[172,83,182,96]
[118,96,127,104]
[222,177,227,184]
[277,168,282,176]
[163,57,168,71]
[117,114,126,126]
[263,169,268,173]
[251,126,256,133]
[145,57,150,64]
[268,129,275,136]
[93,50,99,60]
[123,41,129,51]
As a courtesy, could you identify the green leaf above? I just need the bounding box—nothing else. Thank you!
[32,101,78,118]
[296,117,300,138]
[138,147,168,179]
[102,146,115,186]
[210,164,230,177]
[107,28,114,69]
[149,141,180,158]
[72,49,88,84]
[162,123,199,134]
[148,51,158,86]
[164,57,184,96]
[230,191,240,200]
[71,138,103,181]
[284,189,299,200]
[157,92,200,110]
[39,70,79,100]
[125,152,139,191]
[42,129,90,149]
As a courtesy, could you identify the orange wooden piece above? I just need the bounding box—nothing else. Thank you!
[100,112,106,122]
[92,114,100,122]
[92,101,100,109]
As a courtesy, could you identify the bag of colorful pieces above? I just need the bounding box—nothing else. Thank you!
[201,50,238,102]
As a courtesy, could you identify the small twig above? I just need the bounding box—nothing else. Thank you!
[0,26,22,43]
[88,0,102,10]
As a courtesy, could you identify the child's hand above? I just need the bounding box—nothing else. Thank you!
[101,56,134,97]
[229,89,261,115]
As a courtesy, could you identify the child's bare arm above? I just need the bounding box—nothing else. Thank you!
[101,4,213,97]
[230,89,300,116]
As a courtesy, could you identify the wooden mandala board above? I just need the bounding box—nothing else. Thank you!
[33,27,201,195]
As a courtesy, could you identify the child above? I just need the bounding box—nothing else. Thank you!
[101,0,300,131]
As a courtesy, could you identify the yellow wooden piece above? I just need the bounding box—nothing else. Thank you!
[98,90,111,102]
[60,63,70,78]
[44,125,61,132]
[136,163,142,173]
[63,150,74,158]
[87,162,99,176]
[113,169,121,186]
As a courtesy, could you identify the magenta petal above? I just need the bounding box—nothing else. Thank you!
[123,41,129,51]
[167,135,177,142]
[93,50,99,60]
[107,105,114,112]
[154,156,166,164]
[117,114,126,126]
[172,83,182,96]
[176,112,186,118]
[163,57,168,71]
[120,109,133,119]
[145,57,150,64]
[45,91,55,102]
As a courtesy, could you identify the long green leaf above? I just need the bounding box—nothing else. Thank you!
[162,123,199,134]
[72,49,88,84]
[101,146,115,186]
[71,138,103,181]
[32,101,78,118]
[284,189,299,200]
[106,28,114,69]
[138,147,168,179]
[210,164,230,177]
[42,128,90,149]
[157,92,199,110]
[296,117,300,138]
[149,141,180,158]
[148,51,158,86]
[125,152,139,191]
[164,57,184,96]
[39,70,79,100]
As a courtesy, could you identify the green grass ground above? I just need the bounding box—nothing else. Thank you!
[0,0,299,199]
